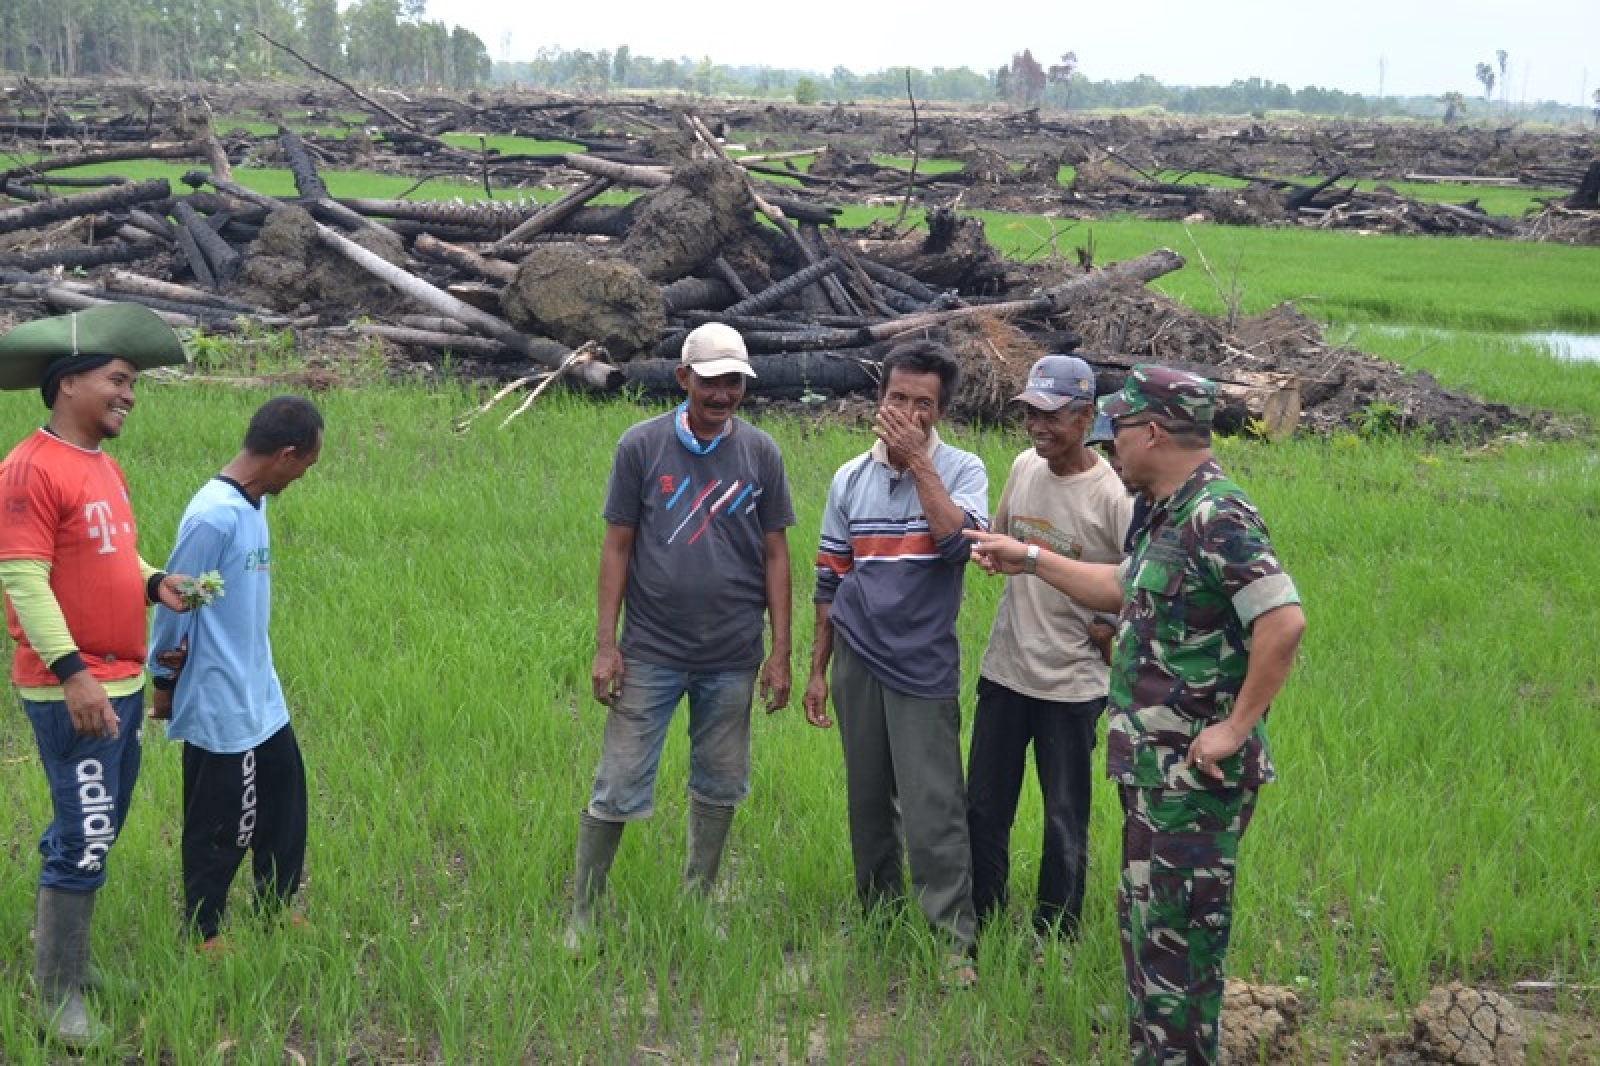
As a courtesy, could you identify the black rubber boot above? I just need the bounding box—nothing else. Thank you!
[34,887,107,1049]
[683,797,736,896]
[563,811,623,954]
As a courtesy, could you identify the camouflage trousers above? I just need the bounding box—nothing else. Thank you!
[1118,783,1258,1066]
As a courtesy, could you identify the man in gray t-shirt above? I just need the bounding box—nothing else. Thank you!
[565,323,794,952]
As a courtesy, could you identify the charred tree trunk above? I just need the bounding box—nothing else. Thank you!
[1,142,203,184]
[490,176,614,249]
[1566,161,1600,210]
[722,257,845,318]
[864,248,1185,342]
[0,243,158,271]
[104,270,264,313]
[8,174,127,189]
[623,351,879,392]
[280,130,370,232]
[0,178,171,236]
[662,277,735,314]
[348,324,517,359]
[413,234,517,283]
[280,130,332,200]
[340,197,539,235]
[172,200,241,287]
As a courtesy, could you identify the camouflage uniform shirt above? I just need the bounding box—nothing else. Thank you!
[1106,459,1300,791]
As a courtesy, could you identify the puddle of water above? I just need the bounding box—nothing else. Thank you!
[1526,332,1600,363]
[1361,326,1600,364]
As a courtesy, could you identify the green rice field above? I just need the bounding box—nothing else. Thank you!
[0,150,1597,1062]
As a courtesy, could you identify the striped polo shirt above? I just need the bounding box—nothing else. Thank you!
[815,431,988,699]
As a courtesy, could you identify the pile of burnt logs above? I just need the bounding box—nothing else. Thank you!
[1289,179,1522,237]
[0,114,1235,420]
[3,76,1589,252]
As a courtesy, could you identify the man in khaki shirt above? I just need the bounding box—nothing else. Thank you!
[967,355,1131,939]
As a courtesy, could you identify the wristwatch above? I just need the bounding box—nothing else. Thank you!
[1023,544,1041,575]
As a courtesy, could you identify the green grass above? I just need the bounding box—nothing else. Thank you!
[1153,170,1251,189]
[1145,172,1559,218]
[722,151,967,190]
[870,155,966,176]
[828,204,1600,333]
[1,124,1597,1060]
[971,210,1600,332]
[1344,327,1600,422]
[0,334,1597,1058]
[1348,179,1562,218]
[436,133,589,156]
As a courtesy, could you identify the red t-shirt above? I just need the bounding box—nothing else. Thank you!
[0,430,149,687]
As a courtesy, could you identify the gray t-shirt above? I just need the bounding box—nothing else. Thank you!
[603,411,794,672]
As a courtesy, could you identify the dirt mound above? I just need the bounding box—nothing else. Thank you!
[954,145,1019,186]
[856,208,1012,295]
[234,206,408,317]
[1057,281,1518,438]
[1368,983,1527,1065]
[943,316,1043,421]
[1220,978,1303,1064]
[1410,984,1526,1065]
[1192,185,1289,225]
[809,144,874,178]
[500,245,663,360]
[1069,159,1118,195]
[620,158,759,282]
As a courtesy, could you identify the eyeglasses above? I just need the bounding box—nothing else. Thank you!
[1112,417,1158,433]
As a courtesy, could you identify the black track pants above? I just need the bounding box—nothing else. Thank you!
[181,722,307,940]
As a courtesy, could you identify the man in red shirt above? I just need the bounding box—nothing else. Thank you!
[0,305,191,1049]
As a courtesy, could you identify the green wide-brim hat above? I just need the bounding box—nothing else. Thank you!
[0,304,187,391]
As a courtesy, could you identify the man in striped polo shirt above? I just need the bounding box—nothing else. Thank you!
[803,339,988,986]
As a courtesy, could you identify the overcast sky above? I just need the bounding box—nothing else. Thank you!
[418,0,1595,106]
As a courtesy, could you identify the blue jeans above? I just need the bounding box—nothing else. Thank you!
[587,658,757,821]
[23,693,145,892]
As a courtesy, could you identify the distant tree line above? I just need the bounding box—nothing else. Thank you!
[0,0,491,88]
[497,46,1592,125]
[0,9,1586,127]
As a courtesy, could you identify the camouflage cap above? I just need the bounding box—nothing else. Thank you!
[1097,364,1216,428]
[0,304,187,392]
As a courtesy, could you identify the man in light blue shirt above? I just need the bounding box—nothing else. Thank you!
[149,395,322,950]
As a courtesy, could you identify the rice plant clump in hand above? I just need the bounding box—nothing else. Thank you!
[175,571,225,610]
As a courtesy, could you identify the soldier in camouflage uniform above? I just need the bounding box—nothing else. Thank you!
[966,366,1306,1066]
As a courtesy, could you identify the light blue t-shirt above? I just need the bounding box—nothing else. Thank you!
[149,477,288,754]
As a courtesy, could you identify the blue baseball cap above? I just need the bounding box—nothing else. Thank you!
[1013,354,1096,412]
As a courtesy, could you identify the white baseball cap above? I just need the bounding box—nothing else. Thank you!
[681,322,757,379]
